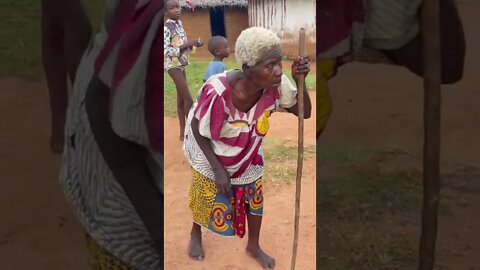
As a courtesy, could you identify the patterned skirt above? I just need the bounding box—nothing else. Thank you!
[317,59,335,136]
[189,168,263,238]
[85,234,131,270]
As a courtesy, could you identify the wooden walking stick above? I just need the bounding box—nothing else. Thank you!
[290,27,306,270]
[418,0,442,269]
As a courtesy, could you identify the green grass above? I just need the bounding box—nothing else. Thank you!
[0,0,104,78]
[317,142,480,269]
[262,137,315,184]
[164,58,317,117]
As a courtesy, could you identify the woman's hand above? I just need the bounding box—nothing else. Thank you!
[291,55,310,83]
[213,166,231,196]
[285,55,313,119]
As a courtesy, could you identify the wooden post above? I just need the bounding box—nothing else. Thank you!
[418,0,442,269]
[290,27,306,270]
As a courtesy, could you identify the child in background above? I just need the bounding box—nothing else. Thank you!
[164,0,203,140]
[203,36,230,82]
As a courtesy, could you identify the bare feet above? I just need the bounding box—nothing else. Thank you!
[246,244,275,269]
[179,133,184,141]
[188,224,204,260]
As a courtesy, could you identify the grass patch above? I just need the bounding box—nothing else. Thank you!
[318,222,417,270]
[317,142,375,165]
[164,58,316,117]
[163,58,238,116]
[262,137,315,184]
[0,0,104,78]
[317,143,480,269]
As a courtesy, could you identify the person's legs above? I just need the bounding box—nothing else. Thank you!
[168,68,193,140]
[41,0,69,153]
[41,0,92,153]
[176,90,186,140]
[246,212,276,269]
[245,179,275,268]
[57,0,92,82]
[188,222,205,260]
[182,70,193,115]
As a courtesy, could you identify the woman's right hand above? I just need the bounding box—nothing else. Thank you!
[213,167,231,196]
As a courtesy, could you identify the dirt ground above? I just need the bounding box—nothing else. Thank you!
[0,78,88,269]
[163,93,317,270]
[0,76,316,270]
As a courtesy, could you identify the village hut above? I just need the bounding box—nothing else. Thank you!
[177,0,316,59]
[177,0,249,58]
[247,0,316,58]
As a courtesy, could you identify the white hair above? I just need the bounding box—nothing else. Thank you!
[235,27,281,68]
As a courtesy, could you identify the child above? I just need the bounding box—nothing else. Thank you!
[203,35,230,82]
[164,0,203,140]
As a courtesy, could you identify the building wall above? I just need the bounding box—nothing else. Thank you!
[224,7,249,56]
[177,9,211,58]
[248,0,316,58]
[178,7,248,58]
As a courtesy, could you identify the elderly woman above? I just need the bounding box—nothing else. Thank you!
[183,27,312,269]
[59,0,164,269]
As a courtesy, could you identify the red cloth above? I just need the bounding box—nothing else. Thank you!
[93,0,164,153]
[317,0,365,54]
[233,187,247,238]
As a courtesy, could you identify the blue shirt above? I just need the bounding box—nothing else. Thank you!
[203,60,226,82]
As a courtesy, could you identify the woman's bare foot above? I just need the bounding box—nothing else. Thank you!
[188,223,204,260]
[246,244,275,269]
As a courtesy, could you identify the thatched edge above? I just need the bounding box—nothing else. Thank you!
[179,0,248,8]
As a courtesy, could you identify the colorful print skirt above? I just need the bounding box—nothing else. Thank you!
[85,234,131,270]
[189,168,264,238]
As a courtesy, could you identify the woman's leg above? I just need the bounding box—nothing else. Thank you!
[246,213,276,269]
[188,222,205,260]
[168,68,193,140]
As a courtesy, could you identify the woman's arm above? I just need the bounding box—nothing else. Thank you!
[190,117,231,195]
[85,75,163,254]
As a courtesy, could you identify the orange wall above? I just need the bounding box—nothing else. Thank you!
[174,7,314,60]
[179,8,249,58]
[223,7,249,55]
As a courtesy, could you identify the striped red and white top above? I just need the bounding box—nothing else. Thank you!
[183,71,298,185]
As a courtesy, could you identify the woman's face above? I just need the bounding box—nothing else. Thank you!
[166,0,181,20]
[245,45,283,89]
